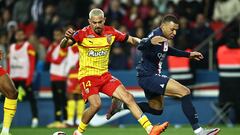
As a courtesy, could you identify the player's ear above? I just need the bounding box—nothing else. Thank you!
[88,19,91,24]
[103,17,106,24]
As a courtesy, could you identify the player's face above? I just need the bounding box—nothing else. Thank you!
[53,30,63,42]
[15,30,25,42]
[162,21,179,40]
[88,16,106,35]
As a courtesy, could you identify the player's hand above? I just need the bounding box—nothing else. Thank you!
[189,51,204,61]
[65,28,75,39]
[151,36,167,45]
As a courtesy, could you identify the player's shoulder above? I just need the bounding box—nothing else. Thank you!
[148,27,162,38]
[104,25,119,33]
[73,26,89,39]
[75,26,89,34]
[104,25,115,30]
[81,26,90,32]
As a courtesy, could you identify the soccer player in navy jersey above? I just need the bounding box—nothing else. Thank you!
[107,14,220,135]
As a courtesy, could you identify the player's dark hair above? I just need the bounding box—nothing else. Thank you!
[161,14,179,24]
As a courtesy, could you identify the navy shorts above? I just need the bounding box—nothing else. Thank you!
[138,74,169,100]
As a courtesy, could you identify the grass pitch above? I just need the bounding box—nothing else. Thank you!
[10,125,240,135]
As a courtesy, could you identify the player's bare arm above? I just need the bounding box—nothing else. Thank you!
[189,51,204,61]
[128,35,167,46]
[150,36,168,45]
[127,36,141,46]
[60,28,75,48]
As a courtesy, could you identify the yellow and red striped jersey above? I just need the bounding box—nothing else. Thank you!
[72,25,127,79]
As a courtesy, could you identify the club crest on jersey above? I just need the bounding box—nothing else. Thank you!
[105,34,112,44]
[88,50,108,57]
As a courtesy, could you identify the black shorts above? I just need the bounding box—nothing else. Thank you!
[138,74,169,100]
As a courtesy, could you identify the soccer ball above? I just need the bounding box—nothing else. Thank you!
[52,131,66,135]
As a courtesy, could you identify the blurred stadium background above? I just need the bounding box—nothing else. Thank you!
[0,0,240,135]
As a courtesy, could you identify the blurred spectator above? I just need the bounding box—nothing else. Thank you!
[31,0,44,23]
[176,0,189,17]
[12,0,32,24]
[12,0,36,37]
[213,0,240,23]
[176,0,203,21]
[0,0,15,10]
[190,13,213,69]
[188,0,203,21]
[216,36,240,124]
[28,34,46,62]
[45,28,68,128]
[121,6,138,30]
[73,0,92,25]
[6,20,18,44]
[1,8,12,29]
[105,0,125,23]
[202,0,216,21]
[8,29,39,128]
[146,6,159,30]
[57,0,76,25]
[138,0,153,21]
[36,4,60,41]
[165,1,176,14]
[174,17,191,49]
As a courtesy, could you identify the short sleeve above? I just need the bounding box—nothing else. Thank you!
[113,28,127,42]
[72,30,84,42]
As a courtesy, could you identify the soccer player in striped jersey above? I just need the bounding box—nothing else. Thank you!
[0,50,18,135]
[107,14,220,135]
[60,8,168,135]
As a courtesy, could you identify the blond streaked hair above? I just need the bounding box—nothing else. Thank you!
[89,8,104,19]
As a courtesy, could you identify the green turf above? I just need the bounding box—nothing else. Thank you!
[10,125,240,135]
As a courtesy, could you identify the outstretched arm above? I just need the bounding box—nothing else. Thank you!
[189,51,204,61]
[127,36,141,46]
[167,47,204,61]
[60,28,76,48]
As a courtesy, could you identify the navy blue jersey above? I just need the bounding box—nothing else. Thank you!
[136,28,190,77]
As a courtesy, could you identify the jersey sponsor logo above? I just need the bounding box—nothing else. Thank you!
[88,50,108,57]
[89,110,130,127]
[157,53,166,60]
